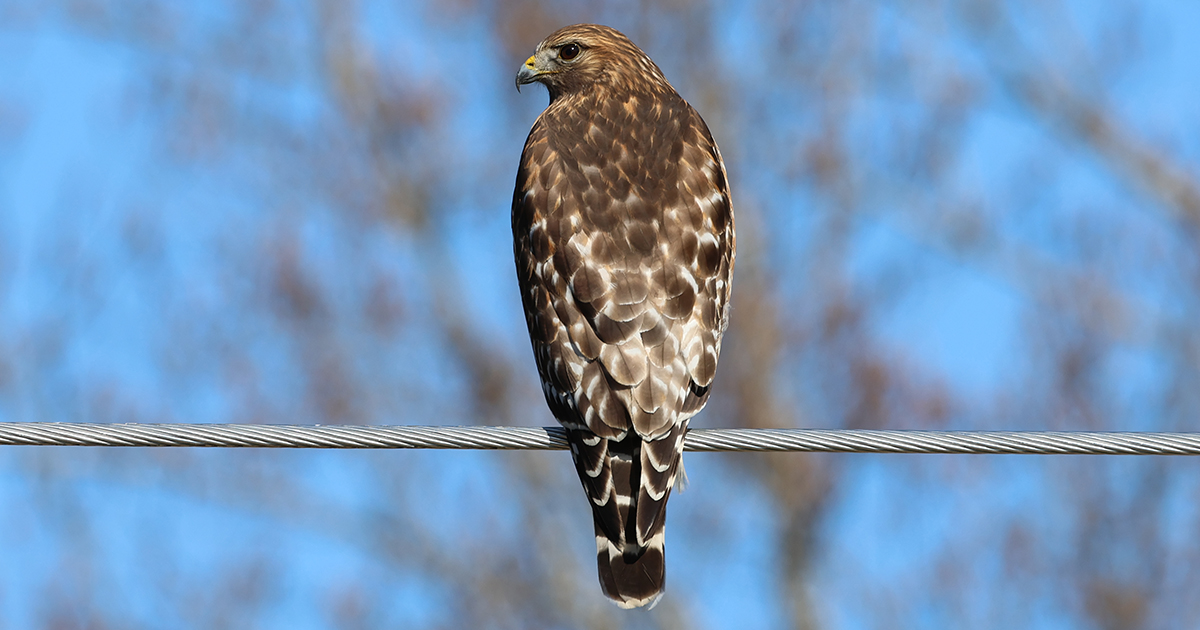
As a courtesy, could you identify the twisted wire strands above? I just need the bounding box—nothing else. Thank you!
[2,423,1200,455]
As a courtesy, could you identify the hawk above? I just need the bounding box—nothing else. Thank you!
[512,24,735,608]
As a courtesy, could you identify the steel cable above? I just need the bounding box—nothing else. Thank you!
[2,423,1200,455]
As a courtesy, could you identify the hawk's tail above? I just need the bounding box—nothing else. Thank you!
[566,423,688,609]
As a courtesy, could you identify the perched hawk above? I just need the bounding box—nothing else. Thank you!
[512,24,735,608]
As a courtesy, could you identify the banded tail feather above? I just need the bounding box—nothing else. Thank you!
[567,423,688,609]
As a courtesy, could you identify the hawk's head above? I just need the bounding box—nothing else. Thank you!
[516,24,671,100]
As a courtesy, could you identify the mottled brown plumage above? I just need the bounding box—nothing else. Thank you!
[512,24,734,609]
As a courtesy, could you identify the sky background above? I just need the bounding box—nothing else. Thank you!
[2,1,1200,628]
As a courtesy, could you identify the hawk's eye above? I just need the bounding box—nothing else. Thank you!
[559,43,581,61]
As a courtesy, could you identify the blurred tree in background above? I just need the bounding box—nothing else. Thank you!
[1,0,1199,628]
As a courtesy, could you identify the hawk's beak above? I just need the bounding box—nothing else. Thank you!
[516,55,539,92]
